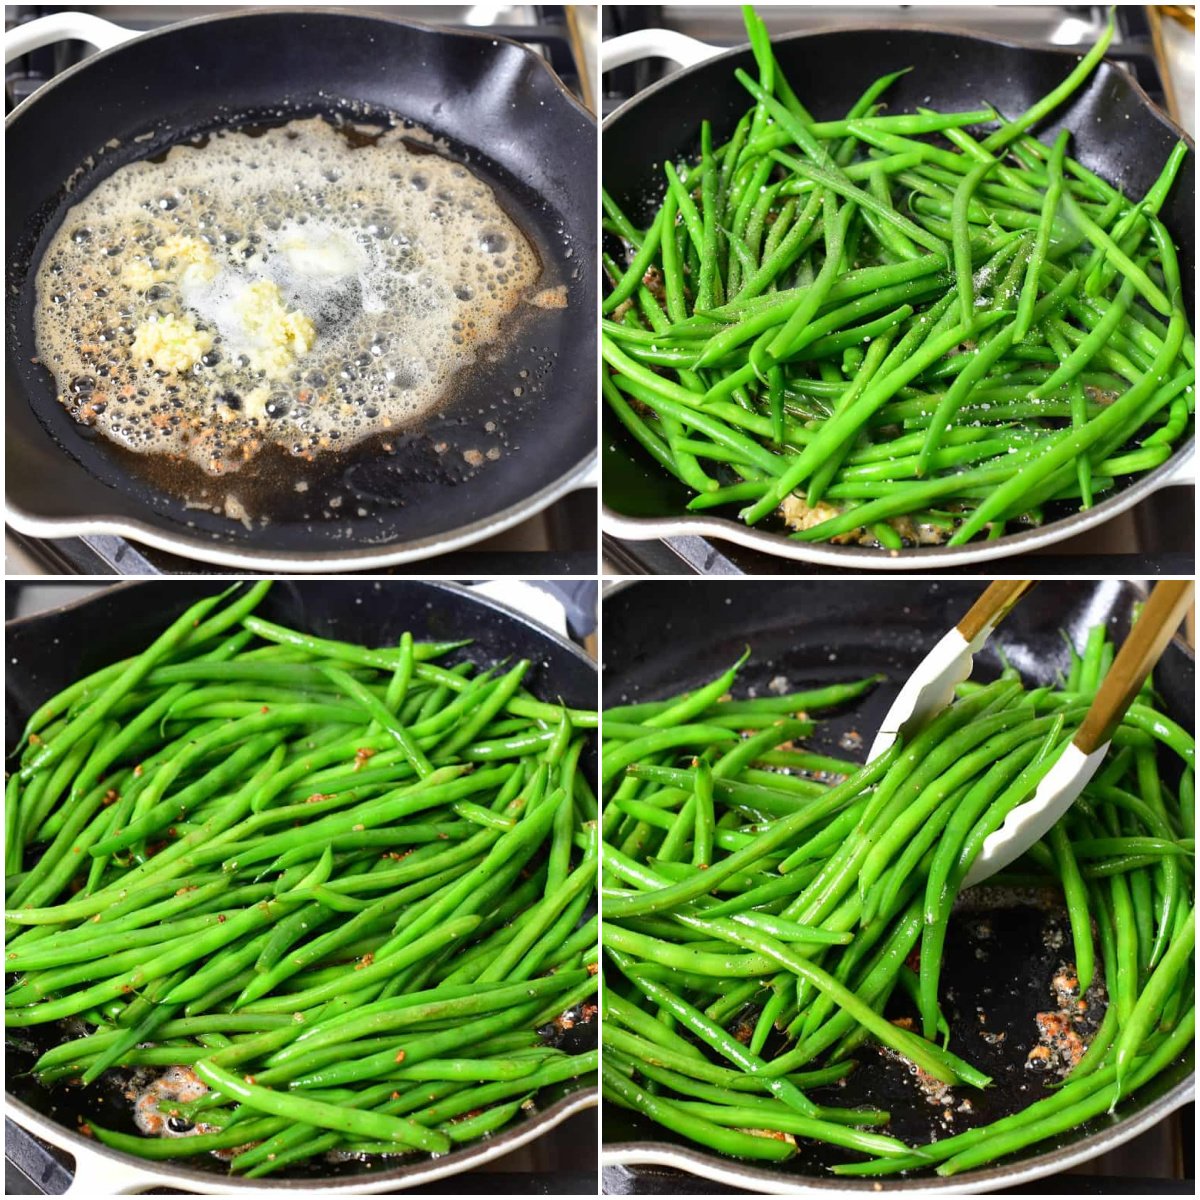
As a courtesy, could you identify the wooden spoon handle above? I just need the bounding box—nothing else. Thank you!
[956,580,1036,644]
[1075,580,1195,755]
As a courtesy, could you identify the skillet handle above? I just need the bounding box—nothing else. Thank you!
[601,29,723,74]
[5,11,136,64]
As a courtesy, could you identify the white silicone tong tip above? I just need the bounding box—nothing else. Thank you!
[962,741,1109,887]
[867,582,1035,763]
[867,625,984,762]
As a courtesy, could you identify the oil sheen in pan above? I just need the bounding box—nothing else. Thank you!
[33,114,562,526]
[687,897,1109,1176]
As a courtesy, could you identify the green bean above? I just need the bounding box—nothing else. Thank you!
[1113,906,1195,1094]
[606,925,779,977]
[838,1011,1194,1177]
[1063,194,1173,315]
[1013,128,1069,341]
[644,651,751,728]
[195,1059,450,1151]
[948,306,1186,544]
[938,1012,1193,1175]
[1084,139,1189,296]
[604,745,899,918]
[603,188,644,248]
[19,591,232,782]
[692,759,715,870]
[986,10,1116,152]
[1049,822,1095,993]
[951,156,998,322]
[90,1118,287,1159]
[773,152,947,260]
[673,1099,911,1159]
[604,1066,794,1162]
[611,953,827,1117]
[601,722,740,787]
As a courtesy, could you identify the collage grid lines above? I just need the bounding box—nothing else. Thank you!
[2,3,1196,1197]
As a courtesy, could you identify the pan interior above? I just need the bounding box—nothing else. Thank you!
[600,579,1195,1181]
[6,11,596,554]
[5,579,599,1184]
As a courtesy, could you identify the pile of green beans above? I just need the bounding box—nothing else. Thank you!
[5,582,598,1177]
[600,629,1194,1174]
[602,6,1194,549]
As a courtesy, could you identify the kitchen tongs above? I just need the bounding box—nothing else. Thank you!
[868,579,1194,886]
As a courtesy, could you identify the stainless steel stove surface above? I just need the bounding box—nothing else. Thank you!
[601,3,1195,577]
[4,3,598,577]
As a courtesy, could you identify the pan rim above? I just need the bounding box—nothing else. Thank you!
[601,21,1194,567]
[598,576,1197,682]
[3,1087,598,1193]
[5,5,597,569]
[3,456,598,572]
[4,576,601,701]
[600,435,1194,569]
[4,576,599,1189]
[601,20,1194,149]
[600,1071,1196,1193]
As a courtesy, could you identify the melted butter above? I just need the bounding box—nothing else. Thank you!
[34,116,540,475]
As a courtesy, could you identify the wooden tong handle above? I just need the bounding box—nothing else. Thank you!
[1076,580,1195,754]
[957,580,1036,643]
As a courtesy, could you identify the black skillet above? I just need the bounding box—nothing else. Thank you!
[5,9,596,571]
[601,579,1195,1193]
[601,26,1196,569]
[4,579,598,1192]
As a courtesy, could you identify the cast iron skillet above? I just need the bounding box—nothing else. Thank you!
[5,9,596,571]
[601,26,1196,569]
[601,579,1195,1194]
[4,580,598,1193]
